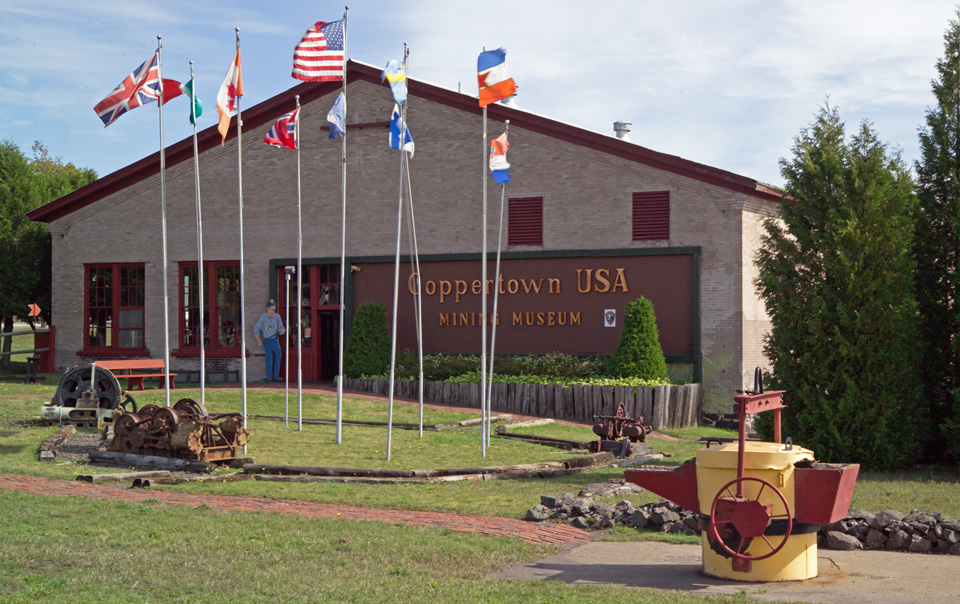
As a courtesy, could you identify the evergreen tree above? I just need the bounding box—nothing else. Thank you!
[343,302,391,378]
[755,106,920,469]
[915,12,960,463]
[606,297,668,380]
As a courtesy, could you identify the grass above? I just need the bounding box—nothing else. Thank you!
[0,383,954,602]
[0,489,778,604]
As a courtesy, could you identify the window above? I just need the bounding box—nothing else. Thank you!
[84,264,146,353]
[508,197,543,246]
[179,261,241,355]
[632,191,670,240]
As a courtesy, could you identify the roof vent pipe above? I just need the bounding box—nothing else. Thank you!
[613,121,632,142]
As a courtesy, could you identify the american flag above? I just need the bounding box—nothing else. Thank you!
[94,52,162,127]
[292,20,345,82]
[263,108,299,150]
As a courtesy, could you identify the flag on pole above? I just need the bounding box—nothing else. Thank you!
[389,104,414,157]
[477,48,517,107]
[94,52,162,127]
[292,20,345,81]
[217,49,243,145]
[264,108,299,150]
[381,59,407,105]
[180,78,203,125]
[489,131,510,184]
[327,92,345,139]
[160,79,184,105]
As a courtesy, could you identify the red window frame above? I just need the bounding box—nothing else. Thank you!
[82,263,147,355]
[508,197,544,246]
[632,191,670,241]
[177,261,242,357]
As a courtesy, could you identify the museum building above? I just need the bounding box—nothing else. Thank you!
[28,60,783,411]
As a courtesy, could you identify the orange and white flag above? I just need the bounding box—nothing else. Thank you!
[216,49,243,145]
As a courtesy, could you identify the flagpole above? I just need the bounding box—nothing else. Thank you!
[400,50,424,438]
[190,61,206,408]
[480,103,488,457]
[487,123,508,421]
[157,36,172,409]
[285,268,290,427]
[234,28,249,453]
[386,44,410,462]
[336,5,349,445]
[295,94,303,432]
[403,149,424,438]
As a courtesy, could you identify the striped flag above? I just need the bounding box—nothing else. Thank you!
[381,59,407,105]
[94,52,162,127]
[489,131,510,184]
[292,20,345,82]
[477,48,516,108]
[216,49,243,145]
[264,108,299,150]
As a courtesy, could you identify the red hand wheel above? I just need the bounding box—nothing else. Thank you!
[707,476,793,561]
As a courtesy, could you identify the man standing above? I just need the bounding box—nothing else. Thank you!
[254,299,286,382]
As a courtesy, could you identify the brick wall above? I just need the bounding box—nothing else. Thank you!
[47,79,780,400]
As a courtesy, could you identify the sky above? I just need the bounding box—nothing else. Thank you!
[1,0,958,188]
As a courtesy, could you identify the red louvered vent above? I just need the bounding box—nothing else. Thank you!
[632,191,670,240]
[509,197,543,246]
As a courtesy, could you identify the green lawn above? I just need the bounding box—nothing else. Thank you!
[1,384,959,603]
[0,489,781,604]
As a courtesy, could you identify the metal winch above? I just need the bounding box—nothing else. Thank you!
[40,364,133,428]
[108,397,249,462]
[588,403,652,457]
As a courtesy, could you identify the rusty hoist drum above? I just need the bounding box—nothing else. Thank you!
[109,397,249,462]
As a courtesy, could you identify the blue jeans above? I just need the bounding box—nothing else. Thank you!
[264,338,281,379]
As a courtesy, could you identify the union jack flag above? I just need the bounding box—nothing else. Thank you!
[94,52,163,127]
[263,108,299,150]
[292,20,345,82]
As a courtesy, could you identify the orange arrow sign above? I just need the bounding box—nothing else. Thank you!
[28,303,41,317]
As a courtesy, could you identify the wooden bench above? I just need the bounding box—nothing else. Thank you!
[97,359,177,391]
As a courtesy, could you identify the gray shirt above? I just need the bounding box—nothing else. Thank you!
[253,312,285,341]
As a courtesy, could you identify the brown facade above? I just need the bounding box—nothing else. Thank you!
[352,252,696,357]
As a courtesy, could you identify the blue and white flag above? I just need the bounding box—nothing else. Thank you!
[327,92,345,139]
[389,104,414,156]
[381,59,407,105]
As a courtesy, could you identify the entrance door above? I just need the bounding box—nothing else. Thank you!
[279,264,340,382]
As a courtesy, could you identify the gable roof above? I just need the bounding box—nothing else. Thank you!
[28,60,781,224]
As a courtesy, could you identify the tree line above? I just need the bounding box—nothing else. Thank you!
[0,141,96,368]
[755,15,960,468]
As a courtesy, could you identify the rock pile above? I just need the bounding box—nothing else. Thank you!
[525,479,960,555]
[525,479,699,535]
[822,509,960,555]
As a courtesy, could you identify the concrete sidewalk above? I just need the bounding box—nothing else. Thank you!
[493,541,960,603]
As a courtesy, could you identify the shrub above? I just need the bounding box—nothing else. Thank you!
[606,297,668,380]
[386,352,607,381]
[343,303,390,378]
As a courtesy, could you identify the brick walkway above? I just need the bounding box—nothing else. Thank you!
[0,473,590,545]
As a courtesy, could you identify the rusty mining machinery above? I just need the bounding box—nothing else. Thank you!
[108,397,249,462]
[41,364,249,462]
[587,402,652,457]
